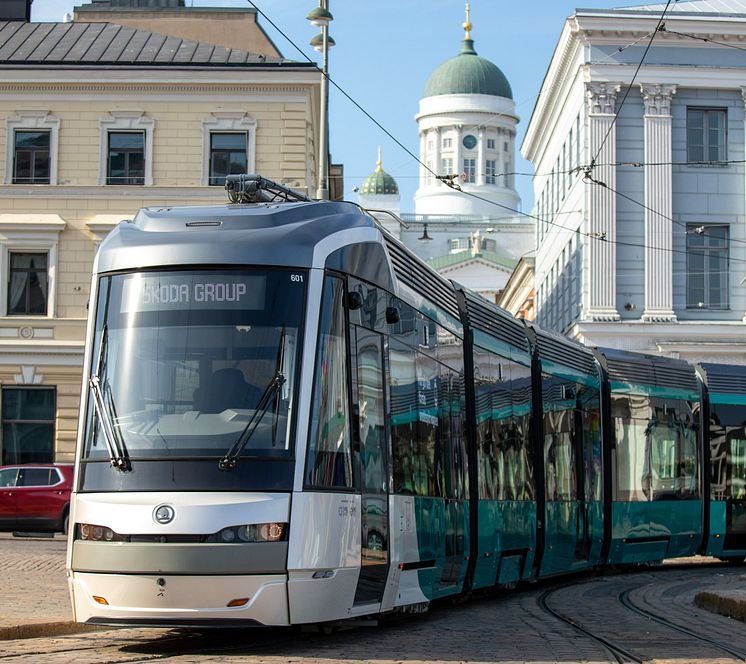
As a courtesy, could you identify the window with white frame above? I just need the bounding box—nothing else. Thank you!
[5,112,59,186]
[208,133,248,186]
[202,113,256,187]
[463,158,476,183]
[99,112,154,186]
[0,216,64,318]
[687,108,727,163]
[442,137,452,149]
[441,157,453,177]
[485,159,496,184]
[487,138,496,150]
[687,224,729,309]
[8,252,47,315]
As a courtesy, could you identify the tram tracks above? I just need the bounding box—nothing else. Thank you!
[537,568,746,664]
[619,587,746,662]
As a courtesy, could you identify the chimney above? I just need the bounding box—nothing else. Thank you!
[0,0,33,21]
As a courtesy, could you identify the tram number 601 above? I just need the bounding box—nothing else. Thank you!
[290,274,303,283]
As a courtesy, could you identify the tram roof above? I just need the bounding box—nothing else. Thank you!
[595,346,699,394]
[95,200,376,273]
[698,362,746,396]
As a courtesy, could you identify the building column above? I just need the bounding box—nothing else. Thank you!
[418,129,426,189]
[641,84,677,322]
[497,127,506,186]
[433,126,441,187]
[454,124,463,183]
[585,81,621,321]
[477,127,486,185]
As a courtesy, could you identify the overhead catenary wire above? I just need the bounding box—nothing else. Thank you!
[249,1,746,269]
[660,26,746,52]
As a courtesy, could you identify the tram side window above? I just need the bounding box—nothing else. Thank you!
[612,394,699,501]
[542,375,577,502]
[441,361,467,500]
[580,384,602,502]
[510,358,535,501]
[391,339,417,494]
[475,348,507,501]
[647,400,698,498]
[709,403,746,501]
[415,351,443,496]
[305,276,353,489]
[474,346,533,501]
[612,393,651,502]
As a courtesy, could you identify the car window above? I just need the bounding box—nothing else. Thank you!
[19,468,52,486]
[0,468,17,487]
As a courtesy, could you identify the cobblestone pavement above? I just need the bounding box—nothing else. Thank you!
[0,533,72,628]
[1,534,745,663]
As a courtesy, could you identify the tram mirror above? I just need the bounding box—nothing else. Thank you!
[347,291,363,310]
[386,306,401,324]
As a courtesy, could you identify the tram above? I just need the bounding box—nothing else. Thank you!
[67,175,746,627]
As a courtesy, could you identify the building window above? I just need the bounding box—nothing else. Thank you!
[1,387,56,465]
[442,137,452,149]
[487,138,496,150]
[504,141,509,152]
[107,132,145,185]
[687,224,728,309]
[5,112,59,186]
[687,108,727,162]
[99,112,154,186]
[427,140,434,151]
[202,113,256,187]
[7,252,48,316]
[209,133,248,186]
[441,157,453,177]
[485,159,496,184]
[13,131,50,184]
[463,158,476,183]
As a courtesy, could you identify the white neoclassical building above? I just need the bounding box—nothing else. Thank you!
[522,0,746,363]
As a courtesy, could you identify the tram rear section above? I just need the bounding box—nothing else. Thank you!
[67,176,746,628]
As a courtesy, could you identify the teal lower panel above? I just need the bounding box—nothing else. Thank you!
[608,500,701,564]
[541,501,600,576]
[706,500,727,557]
[472,500,536,590]
[413,497,469,600]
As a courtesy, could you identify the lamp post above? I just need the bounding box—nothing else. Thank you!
[307,2,334,201]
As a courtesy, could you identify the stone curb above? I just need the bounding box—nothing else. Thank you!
[694,591,746,623]
[0,621,105,641]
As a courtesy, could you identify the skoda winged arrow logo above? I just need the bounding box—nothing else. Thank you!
[153,504,175,525]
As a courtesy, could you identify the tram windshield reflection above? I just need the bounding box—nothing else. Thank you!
[83,269,305,462]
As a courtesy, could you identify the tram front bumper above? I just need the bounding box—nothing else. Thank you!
[70,572,290,626]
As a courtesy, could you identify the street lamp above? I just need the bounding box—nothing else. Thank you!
[307,1,334,201]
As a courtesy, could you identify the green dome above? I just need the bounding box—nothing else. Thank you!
[361,154,399,196]
[423,39,512,100]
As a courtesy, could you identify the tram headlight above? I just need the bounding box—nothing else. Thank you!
[77,523,121,541]
[212,523,287,543]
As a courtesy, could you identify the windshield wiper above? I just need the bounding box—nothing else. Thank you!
[219,327,286,471]
[89,324,130,471]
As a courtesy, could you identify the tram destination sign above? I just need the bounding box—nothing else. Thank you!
[120,273,266,312]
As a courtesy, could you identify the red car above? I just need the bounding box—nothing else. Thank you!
[0,464,73,534]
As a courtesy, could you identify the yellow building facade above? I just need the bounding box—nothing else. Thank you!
[0,3,320,463]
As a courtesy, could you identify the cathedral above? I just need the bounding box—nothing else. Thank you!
[359,4,534,303]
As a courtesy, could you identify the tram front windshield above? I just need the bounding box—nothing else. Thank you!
[83,269,305,464]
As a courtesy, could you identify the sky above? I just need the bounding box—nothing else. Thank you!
[30,0,632,212]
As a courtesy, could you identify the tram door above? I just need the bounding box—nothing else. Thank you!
[351,326,390,605]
